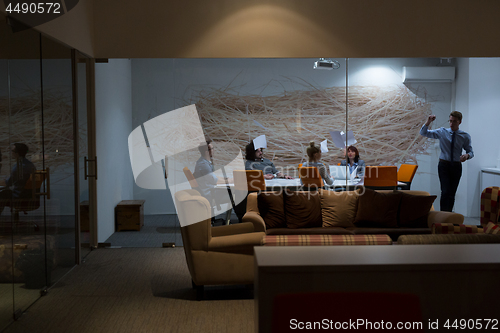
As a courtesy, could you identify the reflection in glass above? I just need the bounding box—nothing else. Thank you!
[0,16,78,328]
[3,24,45,323]
[77,55,91,259]
[0,16,13,330]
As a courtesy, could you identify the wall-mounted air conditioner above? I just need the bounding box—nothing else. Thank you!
[402,66,455,83]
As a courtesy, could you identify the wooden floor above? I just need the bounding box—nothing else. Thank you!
[3,247,254,333]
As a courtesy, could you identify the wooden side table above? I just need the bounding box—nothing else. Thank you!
[115,200,145,231]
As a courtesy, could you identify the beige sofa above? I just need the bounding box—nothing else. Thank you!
[243,188,464,241]
[174,189,265,299]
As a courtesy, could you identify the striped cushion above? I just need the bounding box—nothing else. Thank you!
[432,223,484,234]
[398,234,500,245]
[480,186,500,226]
[262,234,392,246]
[485,222,500,235]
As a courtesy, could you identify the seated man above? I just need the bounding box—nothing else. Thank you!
[0,143,36,215]
[193,141,231,223]
[193,140,218,199]
[244,141,292,179]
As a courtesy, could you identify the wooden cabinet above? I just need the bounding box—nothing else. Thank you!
[115,200,145,231]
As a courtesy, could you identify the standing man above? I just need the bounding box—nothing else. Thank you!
[419,111,474,212]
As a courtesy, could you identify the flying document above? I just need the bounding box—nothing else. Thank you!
[253,120,269,131]
[253,134,267,149]
[128,104,246,227]
[320,139,328,153]
[329,130,357,148]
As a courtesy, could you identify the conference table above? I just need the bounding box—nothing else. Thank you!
[217,178,406,191]
[264,178,364,191]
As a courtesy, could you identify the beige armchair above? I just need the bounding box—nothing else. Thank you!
[174,189,265,299]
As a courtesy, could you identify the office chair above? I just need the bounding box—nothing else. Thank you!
[232,170,266,222]
[364,166,398,190]
[397,164,418,190]
[11,168,50,232]
[298,166,324,190]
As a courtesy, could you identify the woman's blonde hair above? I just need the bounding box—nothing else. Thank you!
[306,141,321,162]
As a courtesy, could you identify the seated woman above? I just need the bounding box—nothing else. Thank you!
[301,141,334,186]
[340,145,365,178]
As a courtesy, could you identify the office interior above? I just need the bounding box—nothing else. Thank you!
[1,0,500,330]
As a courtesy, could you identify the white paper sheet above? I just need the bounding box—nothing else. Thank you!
[253,134,267,149]
[320,139,328,153]
[350,166,358,181]
[253,120,269,131]
[329,130,357,148]
[344,131,357,146]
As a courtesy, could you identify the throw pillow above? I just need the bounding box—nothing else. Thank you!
[284,190,322,229]
[257,192,286,229]
[354,188,401,228]
[397,191,437,228]
[432,223,484,234]
[320,189,359,228]
[485,222,500,234]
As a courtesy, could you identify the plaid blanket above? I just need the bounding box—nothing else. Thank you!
[262,234,392,246]
[432,223,484,234]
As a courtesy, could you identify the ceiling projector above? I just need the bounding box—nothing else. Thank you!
[313,58,340,70]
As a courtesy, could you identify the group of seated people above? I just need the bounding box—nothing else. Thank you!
[244,140,365,186]
[192,139,365,222]
[193,139,365,197]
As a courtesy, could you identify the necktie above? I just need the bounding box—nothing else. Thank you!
[450,131,456,162]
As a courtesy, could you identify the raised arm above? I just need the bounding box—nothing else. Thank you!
[318,164,333,185]
[419,115,440,138]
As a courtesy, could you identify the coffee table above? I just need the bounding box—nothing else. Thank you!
[255,244,500,333]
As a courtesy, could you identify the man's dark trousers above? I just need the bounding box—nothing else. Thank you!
[438,159,462,212]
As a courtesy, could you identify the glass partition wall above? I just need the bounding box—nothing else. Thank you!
[131,58,452,238]
[129,58,349,246]
[0,15,83,330]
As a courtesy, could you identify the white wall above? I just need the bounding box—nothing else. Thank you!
[131,59,176,214]
[95,59,134,242]
[348,59,453,211]
[454,58,471,216]
[131,58,453,214]
[465,58,500,217]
